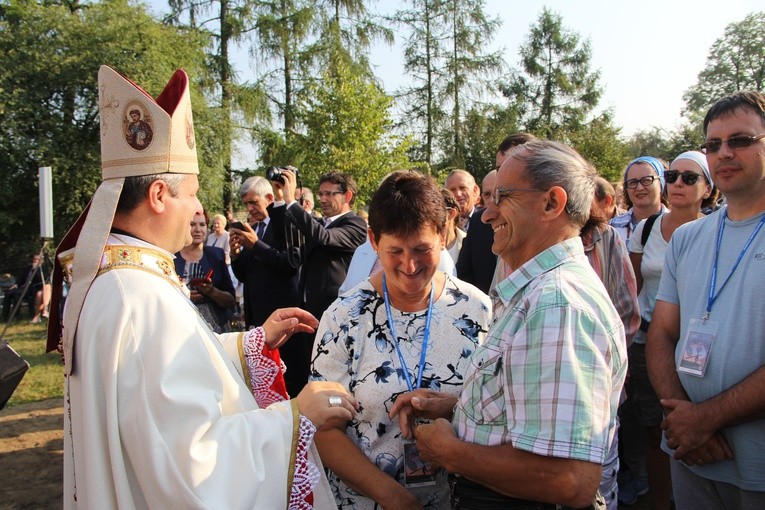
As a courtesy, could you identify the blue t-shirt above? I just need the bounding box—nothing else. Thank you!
[657,208,765,490]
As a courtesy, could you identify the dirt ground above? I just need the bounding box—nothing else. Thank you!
[0,398,63,509]
[0,398,652,509]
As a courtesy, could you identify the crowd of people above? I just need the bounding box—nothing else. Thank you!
[43,64,764,510]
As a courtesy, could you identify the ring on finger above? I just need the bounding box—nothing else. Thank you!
[328,396,343,407]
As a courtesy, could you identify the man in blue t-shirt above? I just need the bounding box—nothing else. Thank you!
[648,91,765,509]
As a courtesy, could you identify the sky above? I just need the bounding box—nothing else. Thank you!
[146,0,762,164]
[366,0,762,136]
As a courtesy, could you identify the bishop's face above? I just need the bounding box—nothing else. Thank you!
[165,174,203,253]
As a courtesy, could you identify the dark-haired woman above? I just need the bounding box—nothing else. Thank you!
[310,172,491,509]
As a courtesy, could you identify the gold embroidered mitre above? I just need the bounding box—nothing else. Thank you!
[98,65,198,178]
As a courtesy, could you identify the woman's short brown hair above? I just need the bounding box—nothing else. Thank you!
[368,172,446,241]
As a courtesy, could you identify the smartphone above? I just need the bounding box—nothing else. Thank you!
[188,278,211,288]
[229,221,246,231]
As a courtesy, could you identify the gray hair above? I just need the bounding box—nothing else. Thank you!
[510,140,595,228]
[117,173,185,213]
[239,176,273,199]
[301,188,314,204]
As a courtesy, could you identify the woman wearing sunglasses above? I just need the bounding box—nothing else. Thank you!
[610,156,669,243]
[626,151,718,510]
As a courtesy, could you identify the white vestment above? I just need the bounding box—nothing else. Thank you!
[62,235,335,509]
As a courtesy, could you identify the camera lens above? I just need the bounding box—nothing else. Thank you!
[266,166,284,183]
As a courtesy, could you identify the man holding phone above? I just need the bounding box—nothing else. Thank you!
[229,176,301,329]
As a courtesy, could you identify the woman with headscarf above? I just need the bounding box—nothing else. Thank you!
[610,156,669,243]
[625,151,717,509]
[310,172,491,509]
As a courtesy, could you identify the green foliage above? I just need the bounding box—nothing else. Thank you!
[503,7,601,140]
[567,113,628,182]
[396,0,448,168]
[625,125,705,167]
[461,104,520,179]
[298,61,412,208]
[683,11,765,120]
[168,0,271,212]
[0,0,214,272]
[396,0,502,170]
[439,0,503,168]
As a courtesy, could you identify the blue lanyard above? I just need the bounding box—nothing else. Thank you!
[705,207,765,322]
[382,274,434,391]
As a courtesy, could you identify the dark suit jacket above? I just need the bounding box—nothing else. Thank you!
[231,204,300,327]
[284,205,367,319]
[456,208,497,294]
[280,204,366,396]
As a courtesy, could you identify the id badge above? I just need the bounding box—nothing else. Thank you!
[677,318,718,378]
[403,440,437,488]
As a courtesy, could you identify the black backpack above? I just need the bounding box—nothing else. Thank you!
[641,212,662,246]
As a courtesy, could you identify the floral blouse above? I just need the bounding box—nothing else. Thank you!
[310,274,491,509]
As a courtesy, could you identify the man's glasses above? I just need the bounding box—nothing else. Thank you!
[665,170,704,186]
[700,133,765,154]
[491,186,546,206]
[624,175,658,189]
[316,190,345,198]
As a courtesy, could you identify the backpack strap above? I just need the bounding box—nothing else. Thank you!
[641,213,662,246]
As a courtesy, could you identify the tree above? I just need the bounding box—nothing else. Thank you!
[254,0,315,139]
[460,104,521,180]
[503,7,601,140]
[298,60,411,208]
[568,113,629,182]
[684,11,765,118]
[0,0,213,273]
[396,0,448,170]
[440,0,503,168]
[313,0,394,76]
[167,0,270,213]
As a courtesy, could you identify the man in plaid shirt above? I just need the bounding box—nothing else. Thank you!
[391,140,627,509]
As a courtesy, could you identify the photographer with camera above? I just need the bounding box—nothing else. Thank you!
[229,176,300,330]
[274,167,367,397]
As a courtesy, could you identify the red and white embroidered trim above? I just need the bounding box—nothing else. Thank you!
[242,328,286,407]
[288,417,320,510]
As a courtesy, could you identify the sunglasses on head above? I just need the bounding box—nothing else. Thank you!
[664,170,704,186]
[700,133,765,154]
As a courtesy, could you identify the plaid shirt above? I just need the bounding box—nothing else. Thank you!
[453,237,627,464]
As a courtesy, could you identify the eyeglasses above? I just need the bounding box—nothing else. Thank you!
[316,190,345,199]
[491,186,546,206]
[624,175,658,189]
[700,133,765,154]
[665,170,704,186]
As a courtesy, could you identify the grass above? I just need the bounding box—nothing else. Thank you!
[2,320,64,407]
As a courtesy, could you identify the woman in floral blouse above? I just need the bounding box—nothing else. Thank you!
[310,172,491,509]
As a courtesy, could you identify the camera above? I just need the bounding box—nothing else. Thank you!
[266,166,298,184]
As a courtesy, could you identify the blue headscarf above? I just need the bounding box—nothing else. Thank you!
[671,151,713,189]
[624,156,665,191]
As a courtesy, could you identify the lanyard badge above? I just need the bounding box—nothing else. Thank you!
[382,274,438,488]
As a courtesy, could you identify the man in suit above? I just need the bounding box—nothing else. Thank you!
[277,168,367,396]
[456,171,498,294]
[229,176,300,328]
[445,169,481,232]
